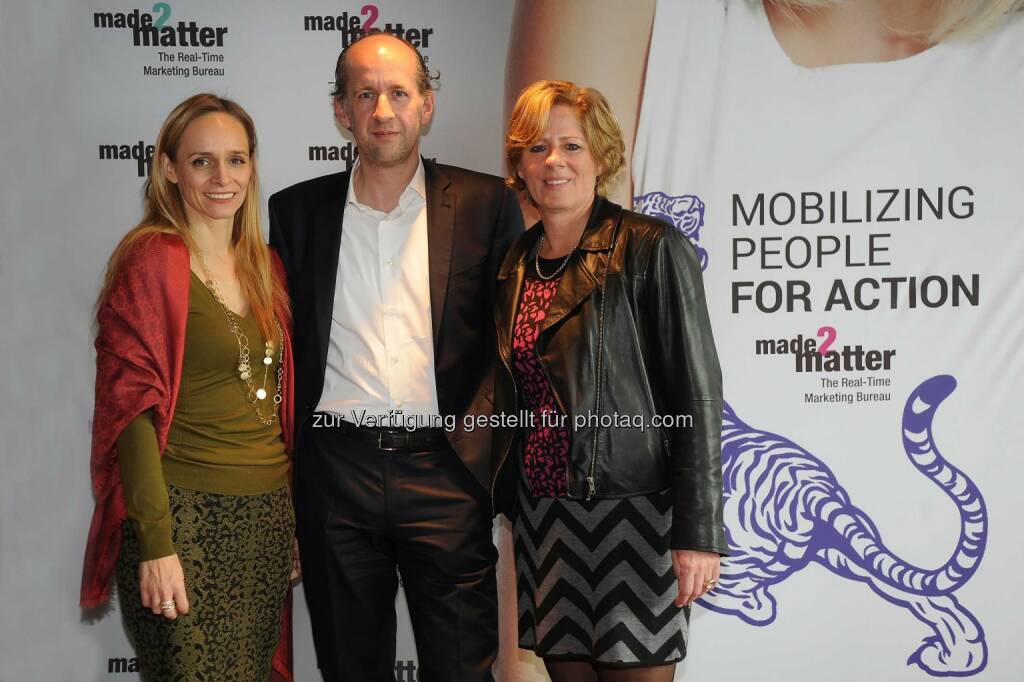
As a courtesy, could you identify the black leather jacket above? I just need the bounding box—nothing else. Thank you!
[490,198,728,553]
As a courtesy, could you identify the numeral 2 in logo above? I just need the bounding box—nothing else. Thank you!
[817,326,837,355]
[152,2,171,28]
[361,4,379,31]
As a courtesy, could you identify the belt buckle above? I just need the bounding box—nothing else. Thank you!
[376,430,408,452]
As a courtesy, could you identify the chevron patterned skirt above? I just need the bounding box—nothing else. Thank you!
[513,482,690,667]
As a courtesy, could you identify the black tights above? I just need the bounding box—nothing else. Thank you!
[544,660,676,682]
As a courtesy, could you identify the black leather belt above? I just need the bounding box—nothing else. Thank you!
[315,415,449,452]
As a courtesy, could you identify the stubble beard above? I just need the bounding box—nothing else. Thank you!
[362,133,418,167]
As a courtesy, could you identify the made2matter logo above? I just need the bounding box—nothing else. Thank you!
[92,3,228,47]
[634,191,708,270]
[754,325,897,376]
[706,375,988,675]
[302,4,434,49]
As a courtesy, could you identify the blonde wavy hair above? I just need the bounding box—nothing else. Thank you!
[761,0,1024,41]
[97,93,287,339]
[506,79,625,200]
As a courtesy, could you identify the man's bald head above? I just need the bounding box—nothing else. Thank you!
[332,32,433,104]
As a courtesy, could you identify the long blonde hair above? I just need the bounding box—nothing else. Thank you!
[97,93,287,339]
[761,0,1024,41]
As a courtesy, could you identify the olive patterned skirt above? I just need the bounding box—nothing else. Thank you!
[116,484,294,681]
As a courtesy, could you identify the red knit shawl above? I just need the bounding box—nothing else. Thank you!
[80,232,295,682]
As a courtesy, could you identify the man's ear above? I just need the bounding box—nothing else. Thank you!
[162,153,177,183]
[333,98,352,130]
[420,90,435,126]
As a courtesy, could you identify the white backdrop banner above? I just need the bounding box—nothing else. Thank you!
[0,1,512,680]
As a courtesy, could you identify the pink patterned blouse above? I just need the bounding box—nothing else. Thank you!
[511,263,572,498]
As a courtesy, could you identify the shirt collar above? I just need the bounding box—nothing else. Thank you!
[346,156,426,213]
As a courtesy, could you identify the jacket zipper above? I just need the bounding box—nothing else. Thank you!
[585,403,598,501]
[585,246,614,502]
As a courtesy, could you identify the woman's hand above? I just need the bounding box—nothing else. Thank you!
[139,554,189,619]
[671,549,720,607]
[290,536,302,582]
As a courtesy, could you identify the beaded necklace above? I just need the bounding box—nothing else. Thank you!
[193,250,283,426]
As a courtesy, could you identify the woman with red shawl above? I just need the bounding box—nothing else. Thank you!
[81,93,295,681]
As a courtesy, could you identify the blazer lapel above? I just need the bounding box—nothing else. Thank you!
[424,160,454,348]
[312,171,349,376]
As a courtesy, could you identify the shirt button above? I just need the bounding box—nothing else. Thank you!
[386,259,393,267]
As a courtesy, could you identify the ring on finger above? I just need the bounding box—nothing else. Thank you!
[159,600,176,612]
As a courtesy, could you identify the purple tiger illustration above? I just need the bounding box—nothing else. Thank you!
[633,191,709,270]
[701,375,988,676]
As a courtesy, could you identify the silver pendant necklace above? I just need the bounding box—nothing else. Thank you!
[534,234,575,280]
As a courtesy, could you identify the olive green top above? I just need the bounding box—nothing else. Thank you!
[116,272,289,560]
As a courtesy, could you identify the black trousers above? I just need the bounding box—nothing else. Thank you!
[295,421,499,682]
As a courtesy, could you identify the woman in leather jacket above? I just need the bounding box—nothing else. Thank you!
[492,80,727,682]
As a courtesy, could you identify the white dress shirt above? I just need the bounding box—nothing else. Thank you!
[315,158,440,426]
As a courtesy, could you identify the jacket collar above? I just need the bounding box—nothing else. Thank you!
[498,196,621,281]
[496,196,622,357]
[578,196,622,251]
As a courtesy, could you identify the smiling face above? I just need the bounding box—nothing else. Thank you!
[162,112,252,227]
[517,104,601,219]
[334,35,434,169]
